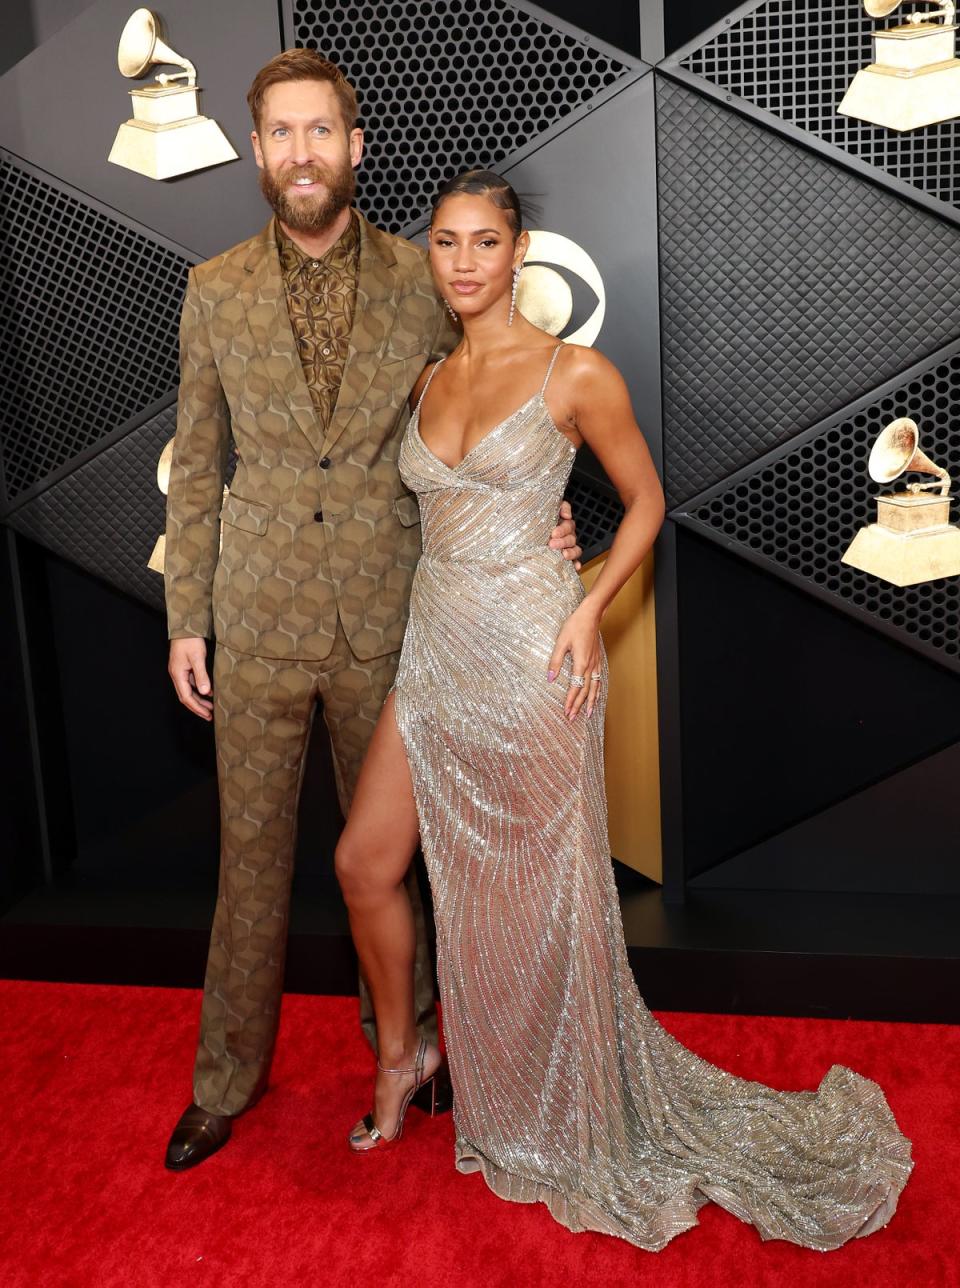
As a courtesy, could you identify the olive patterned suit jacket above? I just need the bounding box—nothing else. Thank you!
[164,212,451,662]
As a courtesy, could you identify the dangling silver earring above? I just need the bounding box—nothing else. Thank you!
[507,264,522,327]
[444,298,459,323]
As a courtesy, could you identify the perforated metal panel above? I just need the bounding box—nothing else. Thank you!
[0,155,189,502]
[679,0,960,217]
[680,344,960,670]
[657,79,960,509]
[566,468,624,563]
[291,0,634,233]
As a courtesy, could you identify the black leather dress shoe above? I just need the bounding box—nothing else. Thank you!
[412,1058,453,1115]
[164,1103,233,1171]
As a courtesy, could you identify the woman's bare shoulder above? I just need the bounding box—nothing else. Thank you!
[409,360,441,411]
[552,343,623,395]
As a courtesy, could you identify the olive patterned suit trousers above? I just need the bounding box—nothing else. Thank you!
[165,213,452,1116]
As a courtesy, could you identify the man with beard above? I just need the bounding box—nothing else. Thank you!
[162,49,579,1170]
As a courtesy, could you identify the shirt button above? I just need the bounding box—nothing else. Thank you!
[313,509,323,522]
[310,260,319,268]
[319,457,331,469]
[322,345,331,356]
[312,295,321,303]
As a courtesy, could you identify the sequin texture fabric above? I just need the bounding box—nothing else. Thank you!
[392,351,913,1251]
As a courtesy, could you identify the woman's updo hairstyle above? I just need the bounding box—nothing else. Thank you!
[430,169,532,239]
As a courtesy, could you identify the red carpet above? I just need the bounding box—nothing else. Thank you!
[0,979,956,1288]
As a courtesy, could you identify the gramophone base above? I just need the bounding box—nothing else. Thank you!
[108,116,238,180]
[841,522,960,587]
[147,534,166,575]
[839,60,960,131]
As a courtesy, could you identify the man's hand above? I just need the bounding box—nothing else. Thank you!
[168,637,213,721]
[548,499,582,571]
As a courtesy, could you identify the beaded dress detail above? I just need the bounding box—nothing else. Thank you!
[392,347,912,1251]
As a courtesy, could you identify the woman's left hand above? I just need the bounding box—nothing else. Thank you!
[547,603,602,720]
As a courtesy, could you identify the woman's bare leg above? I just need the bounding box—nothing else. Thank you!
[335,693,441,1144]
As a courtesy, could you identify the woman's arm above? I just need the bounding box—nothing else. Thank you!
[547,346,665,718]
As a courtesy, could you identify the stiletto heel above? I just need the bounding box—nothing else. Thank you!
[348,1038,439,1151]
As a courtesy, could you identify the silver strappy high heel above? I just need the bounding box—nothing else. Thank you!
[348,1038,439,1152]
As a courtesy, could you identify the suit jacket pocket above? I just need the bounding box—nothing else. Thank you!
[220,492,274,535]
[394,494,421,527]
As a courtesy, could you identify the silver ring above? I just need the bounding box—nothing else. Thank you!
[590,673,602,682]
[570,675,585,688]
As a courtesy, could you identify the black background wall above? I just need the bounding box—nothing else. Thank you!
[3,1,958,1020]
[0,0,660,989]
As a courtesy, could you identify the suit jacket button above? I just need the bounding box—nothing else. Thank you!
[319,456,331,469]
[314,510,323,522]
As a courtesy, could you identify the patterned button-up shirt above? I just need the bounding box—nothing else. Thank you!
[277,210,360,432]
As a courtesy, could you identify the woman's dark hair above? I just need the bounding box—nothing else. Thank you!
[430,169,539,239]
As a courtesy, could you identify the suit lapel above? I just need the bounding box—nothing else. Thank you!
[237,220,324,454]
[321,212,401,455]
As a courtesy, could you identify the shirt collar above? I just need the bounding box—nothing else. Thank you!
[277,209,359,281]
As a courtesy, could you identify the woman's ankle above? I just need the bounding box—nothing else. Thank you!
[377,1035,421,1068]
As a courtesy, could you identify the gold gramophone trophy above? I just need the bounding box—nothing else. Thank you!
[841,418,960,585]
[108,8,237,179]
[839,1,960,130]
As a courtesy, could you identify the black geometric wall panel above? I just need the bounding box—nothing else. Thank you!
[0,155,189,504]
[6,399,176,612]
[657,79,960,508]
[689,738,960,896]
[679,341,960,673]
[678,0,960,219]
[291,0,638,233]
[675,526,960,877]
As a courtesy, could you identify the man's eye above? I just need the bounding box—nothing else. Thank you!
[272,129,287,137]
[313,127,329,136]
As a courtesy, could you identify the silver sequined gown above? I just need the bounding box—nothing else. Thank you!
[392,348,912,1252]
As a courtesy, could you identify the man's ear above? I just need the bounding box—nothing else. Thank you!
[350,127,364,168]
[251,130,264,170]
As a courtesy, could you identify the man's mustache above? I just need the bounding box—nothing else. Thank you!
[282,164,331,185]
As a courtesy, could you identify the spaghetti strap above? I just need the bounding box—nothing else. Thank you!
[540,344,564,396]
[413,357,446,414]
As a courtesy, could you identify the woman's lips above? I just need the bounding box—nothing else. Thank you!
[451,281,482,295]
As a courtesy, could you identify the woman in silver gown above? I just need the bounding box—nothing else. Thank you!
[333,171,912,1252]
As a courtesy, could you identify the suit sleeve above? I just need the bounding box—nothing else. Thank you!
[163,267,230,641]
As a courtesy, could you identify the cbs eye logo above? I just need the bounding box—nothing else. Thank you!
[515,231,605,347]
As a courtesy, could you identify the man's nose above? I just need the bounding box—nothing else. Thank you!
[289,130,313,165]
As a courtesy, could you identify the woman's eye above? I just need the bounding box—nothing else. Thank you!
[479,240,498,248]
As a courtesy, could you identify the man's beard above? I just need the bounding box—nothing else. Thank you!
[259,158,356,233]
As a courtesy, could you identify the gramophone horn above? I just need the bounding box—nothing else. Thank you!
[868,417,946,485]
[117,7,195,82]
[864,1,903,16]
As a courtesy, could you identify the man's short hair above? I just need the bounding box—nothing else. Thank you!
[247,49,359,134]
